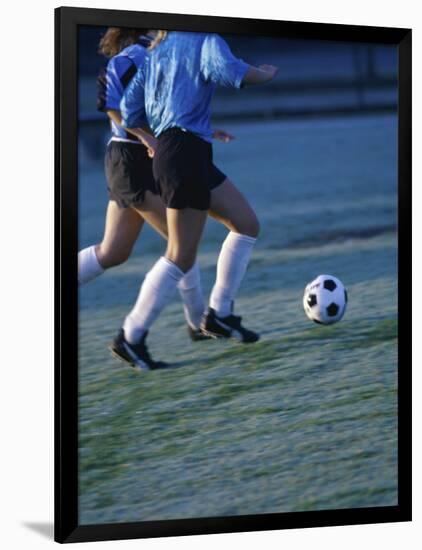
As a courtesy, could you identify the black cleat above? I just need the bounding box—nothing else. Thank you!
[200,308,260,343]
[187,325,212,342]
[109,329,169,371]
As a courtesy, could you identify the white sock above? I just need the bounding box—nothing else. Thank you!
[78,245,104,284]
[123,256,184,344]
[177,263,205,330]
[209,232,257,317]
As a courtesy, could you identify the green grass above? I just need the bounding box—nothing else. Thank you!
[78,115,398,524]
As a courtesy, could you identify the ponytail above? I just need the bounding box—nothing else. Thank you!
[148,30,168,50]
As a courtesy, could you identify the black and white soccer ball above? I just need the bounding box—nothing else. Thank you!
[303,274,347,325]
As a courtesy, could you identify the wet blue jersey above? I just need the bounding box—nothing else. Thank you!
[97,40,149,139]
[120,32,249,142]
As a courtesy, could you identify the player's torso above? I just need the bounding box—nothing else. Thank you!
[144,32,215,141]
[100,42,148,140]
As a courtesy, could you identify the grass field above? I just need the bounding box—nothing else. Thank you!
[78,114,397,524]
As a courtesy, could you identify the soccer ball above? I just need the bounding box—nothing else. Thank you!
[303,274,347,325]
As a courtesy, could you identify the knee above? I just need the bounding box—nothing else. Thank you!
[96,243,132,269]
[246,214,260,238]
[233,212,260,239]
[165,249,196,273]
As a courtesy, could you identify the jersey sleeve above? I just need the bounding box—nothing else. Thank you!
[97,56,138,112]
[200,34,249,88]
[120,66,147,128]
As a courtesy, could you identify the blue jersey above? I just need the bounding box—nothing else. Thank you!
[120,32,249,143]
[97,40,149,139]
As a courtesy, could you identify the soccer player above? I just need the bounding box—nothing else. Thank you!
[114,30,278,368]
[78,28,232,369]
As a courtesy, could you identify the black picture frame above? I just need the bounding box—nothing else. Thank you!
[55,6,412,544]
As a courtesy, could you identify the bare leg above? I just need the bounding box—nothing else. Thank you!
[165,208,208,272]
[122,207,208,344]
[207,178,259,321]
[135,194,207,330]
[95,194,207,270]
[135,195,207,329]
[96,201,144,268]
[81,195,206,331]
[209,178,260,238]
[132,190,168,240]
[78,201,144,284]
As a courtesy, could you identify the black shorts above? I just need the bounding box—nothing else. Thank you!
[152,128,226,210]
[105,140,158,208]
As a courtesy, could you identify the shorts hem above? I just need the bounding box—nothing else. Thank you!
[108,189,147,208]
[165,203,209,211]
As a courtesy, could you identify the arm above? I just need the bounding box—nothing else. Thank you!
[212,129,235,143]
[107,109,157,156]
[200,34,249,89]
[97,56,137,113]
[200,35,278,89]
[242,64,278,86]
[120,67,147,129]
[119,68,159,155]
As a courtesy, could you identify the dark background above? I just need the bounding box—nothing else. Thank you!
[78,26,398,161]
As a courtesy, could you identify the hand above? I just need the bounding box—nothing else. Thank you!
[213,129,235,143]
[138,134,157,157]
[258,64,278,80]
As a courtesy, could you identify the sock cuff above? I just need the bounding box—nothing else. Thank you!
[177,262,200,290]
[78,245,104,284]
[160,256,185,281]
[95,246,104,264]
[227,231,257,246]
[87,245,104,269]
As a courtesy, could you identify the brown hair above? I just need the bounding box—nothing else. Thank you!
[98,27,148,58]
[148,30,168,50]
